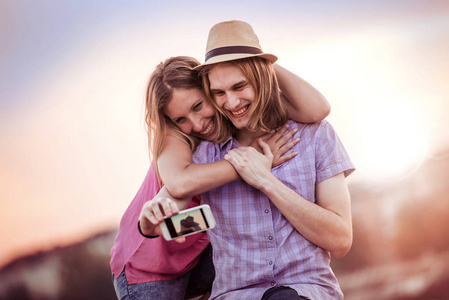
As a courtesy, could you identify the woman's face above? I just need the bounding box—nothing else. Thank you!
[164,88,219,141]
[208,63,256,129]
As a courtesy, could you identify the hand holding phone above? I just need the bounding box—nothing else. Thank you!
[139,196,181,238]
[160,204,216,241]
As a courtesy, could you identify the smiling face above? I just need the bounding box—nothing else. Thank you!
[164,88,219,141]
[208,63,256,129]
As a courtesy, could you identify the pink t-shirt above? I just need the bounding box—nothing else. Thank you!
[110,164,209,284]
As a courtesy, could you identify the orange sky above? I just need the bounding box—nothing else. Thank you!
[1,1,448,267]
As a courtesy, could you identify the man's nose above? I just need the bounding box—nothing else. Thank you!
[225,92,240,110]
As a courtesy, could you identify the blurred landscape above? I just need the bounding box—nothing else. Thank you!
[334,145,449,299]
[1,146,449,300]
[0,230,117,300]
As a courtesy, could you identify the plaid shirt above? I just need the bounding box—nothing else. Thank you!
[193,120,355,300]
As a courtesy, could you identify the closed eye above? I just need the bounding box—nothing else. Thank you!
[232,80,248,91]
[233,84,245,91]
[193,101,203,111]
[173,117,185,124]
[212,90,225,96]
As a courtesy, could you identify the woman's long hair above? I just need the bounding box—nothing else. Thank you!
[145,56,232,185]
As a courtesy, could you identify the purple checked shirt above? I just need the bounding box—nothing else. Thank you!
[193,120,355,300]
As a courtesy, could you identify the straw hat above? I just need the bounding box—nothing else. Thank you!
[195,20,277,69]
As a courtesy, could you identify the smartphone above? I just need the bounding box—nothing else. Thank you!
[159,204,216,241]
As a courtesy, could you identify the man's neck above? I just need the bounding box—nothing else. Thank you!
[235,127,265,146]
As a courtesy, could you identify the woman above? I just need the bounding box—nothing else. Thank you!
[111,56,330,300]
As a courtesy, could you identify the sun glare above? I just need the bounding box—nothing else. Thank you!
[278,27,441,182]
[356,101,428,181]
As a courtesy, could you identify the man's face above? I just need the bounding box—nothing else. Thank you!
[208,63,256,129]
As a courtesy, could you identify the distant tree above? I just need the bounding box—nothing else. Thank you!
[2,284,32,300]
[57,237,116,300]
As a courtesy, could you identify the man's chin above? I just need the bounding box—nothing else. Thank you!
[231,120,247,130]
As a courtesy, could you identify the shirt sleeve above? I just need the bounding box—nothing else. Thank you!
[315,120,355,184]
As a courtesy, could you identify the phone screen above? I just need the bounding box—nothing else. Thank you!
[164,207,210,239]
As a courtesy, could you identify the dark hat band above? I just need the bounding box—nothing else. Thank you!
[205,46,263,61]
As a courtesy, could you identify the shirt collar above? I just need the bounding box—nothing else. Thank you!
[219,136,238,151]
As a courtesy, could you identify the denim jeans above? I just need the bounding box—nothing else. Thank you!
[113,244,214,300]
[261,286,309,300]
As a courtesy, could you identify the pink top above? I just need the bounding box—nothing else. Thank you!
[110,164,209,284]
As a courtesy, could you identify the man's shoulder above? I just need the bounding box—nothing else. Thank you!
[192,140,224,163]
[287,119,332,134]
[193,141,213,163]
[195,140,215,150]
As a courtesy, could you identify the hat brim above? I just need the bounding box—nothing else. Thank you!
[194,53,278,70]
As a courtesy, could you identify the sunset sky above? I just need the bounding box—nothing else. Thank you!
[1,0,448,267]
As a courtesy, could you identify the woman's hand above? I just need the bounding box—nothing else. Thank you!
[224,139,275,190]
[251,124,300,167]
[139,197,186,243]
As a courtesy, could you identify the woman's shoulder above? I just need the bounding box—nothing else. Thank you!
[161,128,193,154]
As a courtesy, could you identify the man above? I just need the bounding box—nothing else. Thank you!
[192,20,355,299]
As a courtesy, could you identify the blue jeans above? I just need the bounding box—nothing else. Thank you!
[261,286,309,300]
[113,244,214,300]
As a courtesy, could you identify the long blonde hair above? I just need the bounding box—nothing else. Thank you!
[145,56,232,185]
[200,57,288,134]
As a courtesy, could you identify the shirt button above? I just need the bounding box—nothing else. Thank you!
[264,209,269,214]
[269,261,273,265]
[271,282,276,286]
[268,236,273,240]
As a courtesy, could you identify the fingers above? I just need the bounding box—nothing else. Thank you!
[224,149,242,168]
[139,205,159,236]
[279,137,300,154]
[149,199,166,222]
[258,138,273,160]
[272,138,299,167]
[259,126,284,149]
[270,125,300,167]
[226,146,259,161]
[224,153,234,165]
[140,207,160,226]
[276,128,298,145]
[272,151,298,167]
[262,124,298,152]
[173,236,187,244]
[168,200,180,216]
[142,197,179,225]
[269,123,290,142]
[225,147,258,169]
